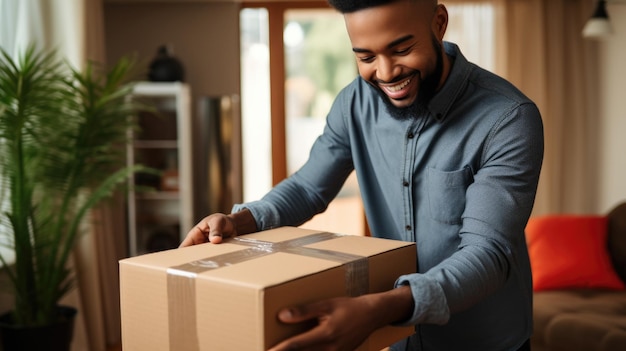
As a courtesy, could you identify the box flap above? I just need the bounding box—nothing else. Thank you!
[305,235,415,257]
[199,252,343,288]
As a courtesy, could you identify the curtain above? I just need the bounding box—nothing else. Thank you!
[492,0,598,215]
[72,2,125,350]
[0,1,121,350]
[444,0,598,215]
[0,0,43,57]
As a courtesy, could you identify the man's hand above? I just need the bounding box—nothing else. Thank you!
[179,213,235,246]
[179,208,257,247]
[268,286,414,351]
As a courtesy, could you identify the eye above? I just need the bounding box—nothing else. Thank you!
[395,47,411,55]
[357,55,375,64]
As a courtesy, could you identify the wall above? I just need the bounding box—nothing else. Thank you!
[104,1,240,97]
[597,5,626,213]
[103,0,241,223]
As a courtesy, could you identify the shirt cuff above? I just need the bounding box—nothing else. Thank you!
[393,274,450,326]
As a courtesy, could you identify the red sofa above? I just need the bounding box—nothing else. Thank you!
[526,202,626,351]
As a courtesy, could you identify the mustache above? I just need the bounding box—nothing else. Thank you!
[373,70,419,85]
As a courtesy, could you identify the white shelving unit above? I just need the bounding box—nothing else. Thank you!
[126,82,192,256]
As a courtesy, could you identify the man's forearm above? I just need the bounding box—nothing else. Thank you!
[366,285,415,327]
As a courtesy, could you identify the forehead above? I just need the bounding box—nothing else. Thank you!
[343,0,434,48]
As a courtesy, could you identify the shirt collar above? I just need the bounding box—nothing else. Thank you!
[427,42,473,123]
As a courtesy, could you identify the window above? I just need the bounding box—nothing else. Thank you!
[240,2,364,235]
[240,7,273,202]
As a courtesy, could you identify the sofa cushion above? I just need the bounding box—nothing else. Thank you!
[533,290,626,351]
[546,312,626,351]
[526,215,625,291]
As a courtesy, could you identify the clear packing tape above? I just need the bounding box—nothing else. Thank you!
[166,232,370,350]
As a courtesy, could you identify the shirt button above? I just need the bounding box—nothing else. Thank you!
[403,181,409,187]
[407,133,414,139]
[405,225,412,231]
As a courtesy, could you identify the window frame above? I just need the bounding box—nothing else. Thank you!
[241,1,332,185]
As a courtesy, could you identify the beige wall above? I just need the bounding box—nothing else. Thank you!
[103,1,241,222]
[104,1,240,97]
[597,5,626,213]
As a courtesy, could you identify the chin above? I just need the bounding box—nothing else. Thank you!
[389,97,416,109]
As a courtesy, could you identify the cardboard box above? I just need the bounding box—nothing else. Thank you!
[120,227,416,351]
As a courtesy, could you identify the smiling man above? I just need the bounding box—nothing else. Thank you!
[347,0,447,120]
[181,0,544,350]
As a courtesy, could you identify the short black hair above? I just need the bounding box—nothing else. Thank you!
[329,0,438,14]
[327,0,397,13]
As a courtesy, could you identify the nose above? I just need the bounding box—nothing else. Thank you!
[376,56,398,83]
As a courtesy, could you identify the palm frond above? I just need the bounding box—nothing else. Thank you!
[0,45,151,326]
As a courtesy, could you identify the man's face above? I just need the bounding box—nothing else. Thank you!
[345,0,446,116]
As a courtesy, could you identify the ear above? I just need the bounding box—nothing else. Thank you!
[432,4,448,41]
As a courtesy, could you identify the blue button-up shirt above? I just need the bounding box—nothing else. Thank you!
[233,42,544,351]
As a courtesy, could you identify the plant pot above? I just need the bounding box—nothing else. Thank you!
[0,305,77,351]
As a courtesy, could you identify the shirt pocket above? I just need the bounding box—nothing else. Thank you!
[426,166,474,224]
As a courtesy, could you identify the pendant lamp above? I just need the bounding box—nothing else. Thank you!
[583,0,625,39]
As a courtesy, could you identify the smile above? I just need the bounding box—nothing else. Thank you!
[385,78,411,92]
[378,75,415,101]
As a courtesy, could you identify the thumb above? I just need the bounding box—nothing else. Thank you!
[278,308,296,322]
[277,305,319,324]
[208,228,224,244]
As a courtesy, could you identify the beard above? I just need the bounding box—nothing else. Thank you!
[375,36,444,121]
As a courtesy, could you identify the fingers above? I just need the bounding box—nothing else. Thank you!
[179,213,235,247]
[269,297,376,351]
[269,304,330,351]
[179,226,209,247]
[267,324,326,351]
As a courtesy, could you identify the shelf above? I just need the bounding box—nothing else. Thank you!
[132,81,187,97]
[127,81,192,257]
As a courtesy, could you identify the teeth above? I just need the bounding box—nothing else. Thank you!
[387,79,411,92]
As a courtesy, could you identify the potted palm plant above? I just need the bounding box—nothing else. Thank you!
[0,45,150,351]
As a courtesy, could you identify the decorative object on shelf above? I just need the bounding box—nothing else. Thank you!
[148,45,185,82]
[0,45,151,351]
